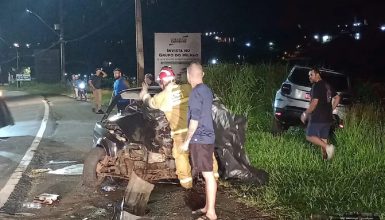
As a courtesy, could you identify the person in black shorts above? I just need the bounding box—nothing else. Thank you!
[181,62,217,220]
[301,67,340,160]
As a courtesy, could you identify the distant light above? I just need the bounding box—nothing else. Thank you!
[345,24,348,27]
[108,61,112,66]
[205,32,209,36]
[353,22,361,27]
[354,33,361,40]
[313,34,319,40]
[209,32,212,36]
[210,58,218,65]
[84,75,87,78]
[268,41,274,46]
[380,25,385,31]
[245,42,251,47]
[25,8,31,13]
[296,45,301,49]
[13,43,20,48]
[214,36,220,40]
[322,35,331,43]
[25,43,31,48]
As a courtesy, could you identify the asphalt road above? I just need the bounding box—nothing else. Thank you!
[0,91,45,190]
[0,92,106,217]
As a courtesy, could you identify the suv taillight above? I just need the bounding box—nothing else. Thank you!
[281,83,291,95]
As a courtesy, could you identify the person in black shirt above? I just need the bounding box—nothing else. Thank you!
[89,68,107,114]
[301,68,340,160]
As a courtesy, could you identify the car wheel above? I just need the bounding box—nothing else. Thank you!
[83,147,106,188]
[271,117,288,135]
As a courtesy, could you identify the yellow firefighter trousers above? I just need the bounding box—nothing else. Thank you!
[172,135,219,189]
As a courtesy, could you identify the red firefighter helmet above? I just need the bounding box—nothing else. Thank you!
[157,66,175,82]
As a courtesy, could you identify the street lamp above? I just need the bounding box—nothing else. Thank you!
[26,9,60,38]
[13,42,20,70]
[26,7,65,82]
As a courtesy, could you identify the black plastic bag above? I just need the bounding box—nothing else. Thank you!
[212,99,268,185]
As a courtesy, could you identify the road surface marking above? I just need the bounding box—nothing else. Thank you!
[0,100,49,208]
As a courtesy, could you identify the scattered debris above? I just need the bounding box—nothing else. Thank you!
[48,164,83,175]
[47,160,77,165]
[33,193,60,205]
[101,186,116,192]
[22,202,42,209]
[124,172,154,216]
[14,212,36,217]
[31,168,52,175]
[120,211,154,220]
[82,207,107,219]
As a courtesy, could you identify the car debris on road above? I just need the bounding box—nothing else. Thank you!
[33,193,60,205]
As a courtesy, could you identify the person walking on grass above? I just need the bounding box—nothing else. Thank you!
[89,68,107,114]
[301,67,340,160]
[181,62,217,220]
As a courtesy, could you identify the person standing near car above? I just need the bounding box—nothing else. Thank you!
[301,67,340,160]
[139,66,194,189]
[89,68,107,114]
[112,68,130,112]
[181,62,217,220]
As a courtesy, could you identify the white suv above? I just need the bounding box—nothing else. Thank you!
[272,66,352,133]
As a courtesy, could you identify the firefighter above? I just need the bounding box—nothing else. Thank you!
[140,66,219,188]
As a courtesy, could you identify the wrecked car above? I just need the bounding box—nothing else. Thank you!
[83,86,268,188]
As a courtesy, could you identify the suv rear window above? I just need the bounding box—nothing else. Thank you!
[288,68,349,91]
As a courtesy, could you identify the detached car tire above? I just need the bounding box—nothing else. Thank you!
[83,147,106,188]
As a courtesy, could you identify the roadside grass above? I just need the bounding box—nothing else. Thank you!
[205,64,385,218]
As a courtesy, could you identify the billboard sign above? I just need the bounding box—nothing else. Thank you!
[154,33,201,83]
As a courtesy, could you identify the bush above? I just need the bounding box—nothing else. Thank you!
[205,63,287,131]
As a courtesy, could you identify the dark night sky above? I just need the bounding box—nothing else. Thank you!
[0,0,384,75]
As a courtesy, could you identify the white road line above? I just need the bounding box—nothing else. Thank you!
[0,100,49,208]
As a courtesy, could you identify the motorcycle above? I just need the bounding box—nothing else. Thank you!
[77,81,88,101]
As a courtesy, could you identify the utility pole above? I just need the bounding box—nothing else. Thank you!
[135,0,144,86]
[59,0,65,82]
